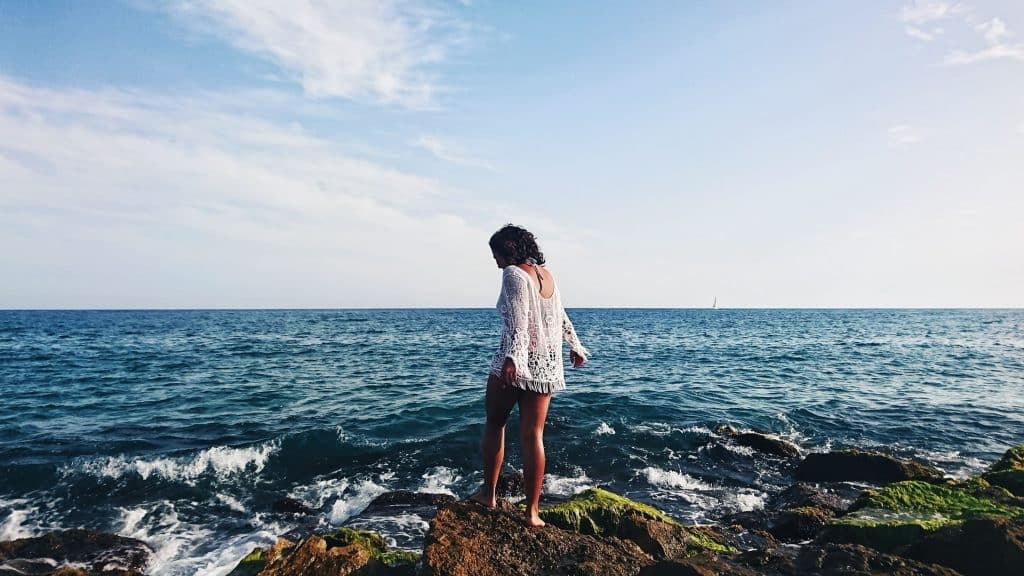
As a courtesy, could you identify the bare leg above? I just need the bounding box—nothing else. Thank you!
[470,374,519,508]
[519,390,552,527]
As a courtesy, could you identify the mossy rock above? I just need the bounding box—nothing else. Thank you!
[379,549,421,567]
[226,547,265,576]
[540,488,735,557]
[324,528,419,567]
[540,488,680,535]
[983,470,1024,498]
[851,480,1024,520]
[822,510,952,553]
[989,444,1024,473]
[824,479,1024,553]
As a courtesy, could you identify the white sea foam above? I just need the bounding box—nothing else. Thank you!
[544,470,593,496]
[329,479,388,525]
[67,441,279,485]
[639,467,713,491]
[0,499,37,540]
[419,466,462,496]
[215,494,247,514]
[725,489,768,512]
[288,477,350,510]
[595,422,616,435]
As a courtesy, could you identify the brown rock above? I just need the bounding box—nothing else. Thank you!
[421,500,655,576]
[716,426,801,459]
[745,542,963,576]
[258,536,372,576]
[0,529,151,575]
[617,512,732,560]
[795,451,943,483]
[904,516,1024,576]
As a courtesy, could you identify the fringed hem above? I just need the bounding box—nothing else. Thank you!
[487,370,565,394]
[512,377,565,394]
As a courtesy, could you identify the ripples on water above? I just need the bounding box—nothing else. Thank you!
[1,309,1022,574]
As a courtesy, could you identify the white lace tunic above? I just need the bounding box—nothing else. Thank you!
[489,265,590,393]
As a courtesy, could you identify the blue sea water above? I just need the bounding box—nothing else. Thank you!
[1,309,1023,574]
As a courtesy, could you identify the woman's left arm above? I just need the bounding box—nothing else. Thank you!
[563,309,589,368]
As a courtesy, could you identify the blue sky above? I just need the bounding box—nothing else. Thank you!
[1,1,1022,308]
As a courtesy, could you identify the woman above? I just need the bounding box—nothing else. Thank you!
[469,224,590,527]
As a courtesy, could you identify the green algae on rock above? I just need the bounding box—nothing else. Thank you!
[982,444,1024,497]
[539,488,735,556]
[227,547,265,576]
[540,488,680,535]
[227,528,419,575]
[851,480,1024,520]
[823,478,1024,553]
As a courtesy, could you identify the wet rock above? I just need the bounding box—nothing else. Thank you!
[716,425,801,458]
[796,450,943,483]
[496,471,524,499]
[820,479,1024,553]
[367,491,456,510]
[0,530,151,575]
[770,506,834,541]
[271,497,314,515]
[744,542,963,576]
[639,554,763,576]
[227,529,418,576]
[982,444,1024,497]
[770,483,849,514]
[421,499,654,576]
[903,516,1024,576]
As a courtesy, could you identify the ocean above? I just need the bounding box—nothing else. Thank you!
[1,309,1022,574]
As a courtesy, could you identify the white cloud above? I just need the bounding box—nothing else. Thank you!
[977,17,1010,45]
[899,1,965,24]
[411,135,493,169]
[887,124,922,146]
[905,25,936,41]
[0,75,498,307]
[944,43,1024,64]
[159,0,468,108]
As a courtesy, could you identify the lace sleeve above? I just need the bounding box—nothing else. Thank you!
[562,308,590,360]
[500,268,532,378]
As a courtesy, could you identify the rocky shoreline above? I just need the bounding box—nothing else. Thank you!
[3,438,1022,575]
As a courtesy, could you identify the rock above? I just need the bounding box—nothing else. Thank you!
[770,483,849,514]
[617,512,734,560]
[421,499,654,576]
[716,425,801,458]
[366,491,457,510]
[741,541,963,576]
[271,497,315,515]
[796,451,944,483]
[496,471,524,499]
[903,516,1024,576]
[982,444,1024,497]
[770,506,834,541]
[639,554,763,576]
[227,529,418,576]
[0,530,151,575]
[819,480,1024,553]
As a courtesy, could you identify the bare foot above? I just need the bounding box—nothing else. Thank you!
[525,513,546,528]
[468,488,496,509]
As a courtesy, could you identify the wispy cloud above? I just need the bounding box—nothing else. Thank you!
[944,15,1024,64]
[159,0,469,108]
[905,25,938,41]
[0,75,493,306]
[411,135,493,169]
[945,43,1024,64]
[977,17,1009,44]
[899,1,965,25]
[888,124,923,146]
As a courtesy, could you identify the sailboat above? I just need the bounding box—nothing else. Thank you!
[712,296,718,310]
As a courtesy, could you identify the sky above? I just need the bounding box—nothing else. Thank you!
[1,0,1022,308]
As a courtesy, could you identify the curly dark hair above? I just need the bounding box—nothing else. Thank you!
[488,224,546,266]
